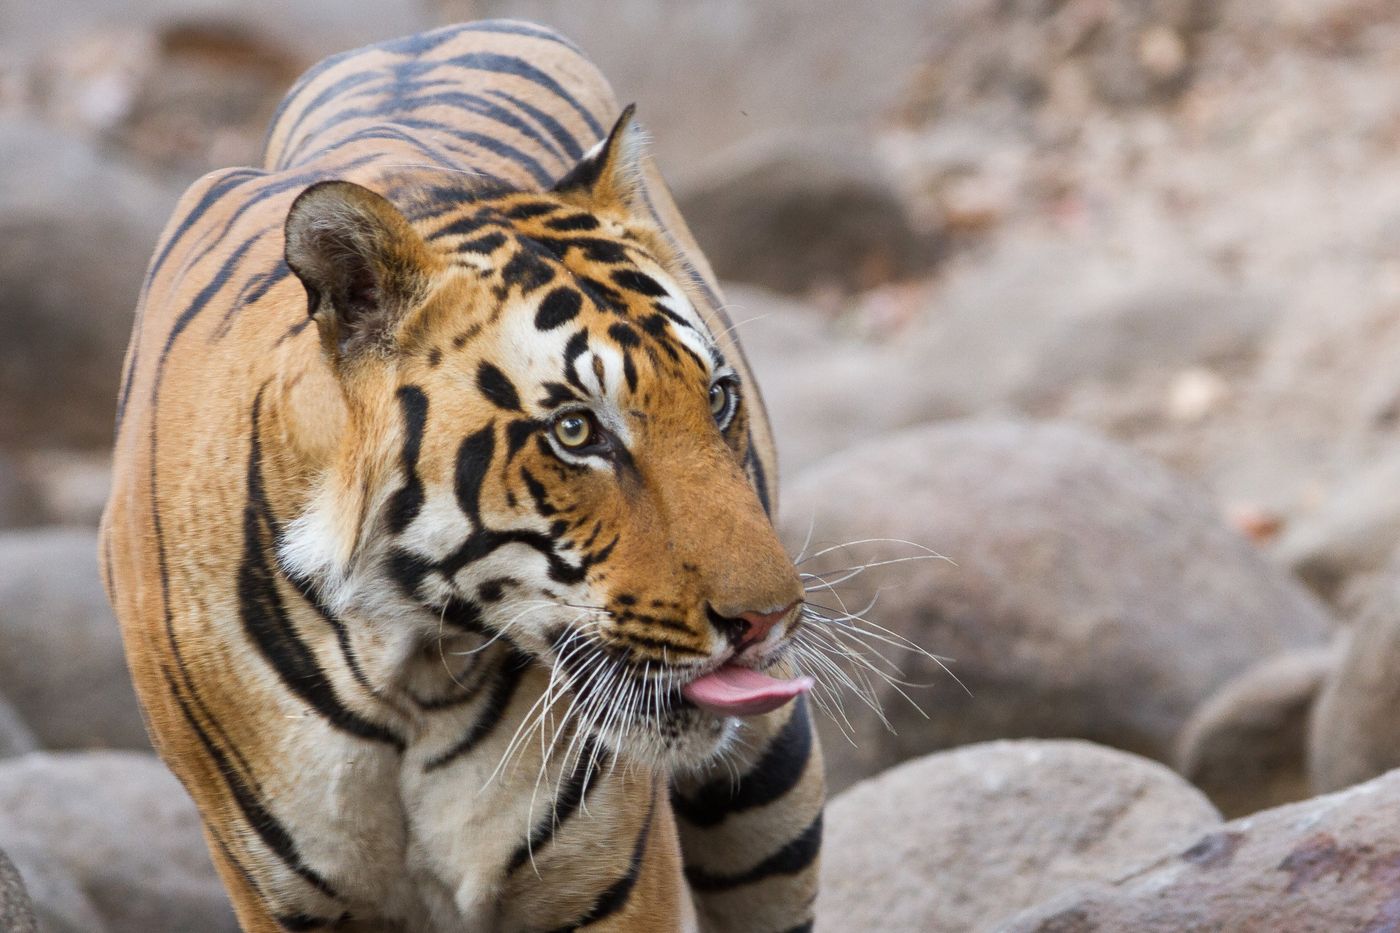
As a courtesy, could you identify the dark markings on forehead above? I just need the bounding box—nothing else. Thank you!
[577,276,627,313]
[504,200,560,220]
[655,304,701,335]
[476,361,521,412]
[611,269,668,298]
[562,330,590,391]
[640,313,669,338]
[608,322,640,348]
[427,348,442,368]
[459,231,507,254]
[533,235,629,265]
[545,213,600,232]
[498,247,554,295]
[535,287,583,330]
[452,324,482,349]
[427,211,492,241]
[539,382,581,408]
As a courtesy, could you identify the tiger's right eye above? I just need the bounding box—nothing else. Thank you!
[553,412,595,449]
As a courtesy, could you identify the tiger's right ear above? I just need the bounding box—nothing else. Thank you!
[284,180,439,362]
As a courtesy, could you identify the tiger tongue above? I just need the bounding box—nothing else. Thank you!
[681,664,813,717]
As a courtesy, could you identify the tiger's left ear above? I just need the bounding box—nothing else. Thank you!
[552,104,648,215]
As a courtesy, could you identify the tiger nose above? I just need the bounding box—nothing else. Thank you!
[736,600,799,649]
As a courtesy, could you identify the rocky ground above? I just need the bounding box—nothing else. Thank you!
[6,0,1400,929]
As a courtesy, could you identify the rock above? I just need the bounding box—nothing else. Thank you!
[675,134,942,294]
[732,286,949,482]
[0,847,38,933]
[5,845,108,933]
[818,740,1220,933]
[0,0,427,67]
[780,420,1335,791]
[1000,766,1400,933]
[0,451,47,529]
[1176,646,1337,818]
[737,225,1270,482]
[0,751,235,933]
[17,450,113,528]
[0,120,179,450]
[0,699,39,760]
[1310,565,1400,793]
[0,528,149,750]
[1276,450,1400,604]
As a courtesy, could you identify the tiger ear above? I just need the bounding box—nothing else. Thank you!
[552,104,648,215]
[284,180,438,362]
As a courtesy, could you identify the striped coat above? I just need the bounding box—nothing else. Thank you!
[102,19,823,933]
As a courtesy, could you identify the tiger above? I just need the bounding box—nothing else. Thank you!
[99,18,825,933]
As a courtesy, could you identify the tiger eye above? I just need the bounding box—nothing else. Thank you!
[553,413,593,448]
[709,382,729,417]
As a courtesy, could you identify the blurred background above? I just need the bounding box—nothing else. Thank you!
[5,1,1400,931]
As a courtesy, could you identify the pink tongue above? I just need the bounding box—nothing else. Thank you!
[682,664,814,717]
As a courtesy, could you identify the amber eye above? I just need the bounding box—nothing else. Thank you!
[552,412,596,449]
[709,379,738,427]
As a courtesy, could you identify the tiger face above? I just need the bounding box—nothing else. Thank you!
[279,110,808,769]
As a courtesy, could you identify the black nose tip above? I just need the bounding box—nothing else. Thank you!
[705,604,747,646]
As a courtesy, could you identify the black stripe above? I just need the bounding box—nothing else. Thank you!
[562,329,590,391]
[423,649,530,771]
[486,89,584,160]
[507,737,606,873]
[477,361,522,411]
[161,663,341,900]
[685,813,823,892]
[444,51,603,138]
[292,107,558,186]
[454,424,496,522]
[612,268,668,297]
[385,386,429,533]
[242,390,406,751]
[535,287,583,330]
[746,441,773,518]
[546,783,656,931]
[672,697,812,827]
[268,70,379,168]
[145,169,261,289]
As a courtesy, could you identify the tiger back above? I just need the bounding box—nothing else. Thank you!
[101,19,823,933]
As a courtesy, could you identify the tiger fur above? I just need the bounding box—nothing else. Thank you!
[101,19,823,933]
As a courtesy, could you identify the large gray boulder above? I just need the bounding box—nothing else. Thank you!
[0,699,39,761]
[1176,646,1337,818]
[0,751,235,933]
[1001,764,1400,932]
[1310,563,1400,793]
[0,121,176,449]
[819,740,1221,933]
[675,135,942,294]
[0,848,38,933]
[0,528,149,750]
[780,420,1335,790]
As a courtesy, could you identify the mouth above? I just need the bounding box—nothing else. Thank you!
[680,661,814,717]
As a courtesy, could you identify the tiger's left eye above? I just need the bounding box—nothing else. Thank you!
[709,379,738,428]
[709,382,728,417]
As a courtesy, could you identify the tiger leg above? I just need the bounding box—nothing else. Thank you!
[671,697,824,933]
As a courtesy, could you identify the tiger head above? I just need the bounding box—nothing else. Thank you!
[278,108,808,769]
